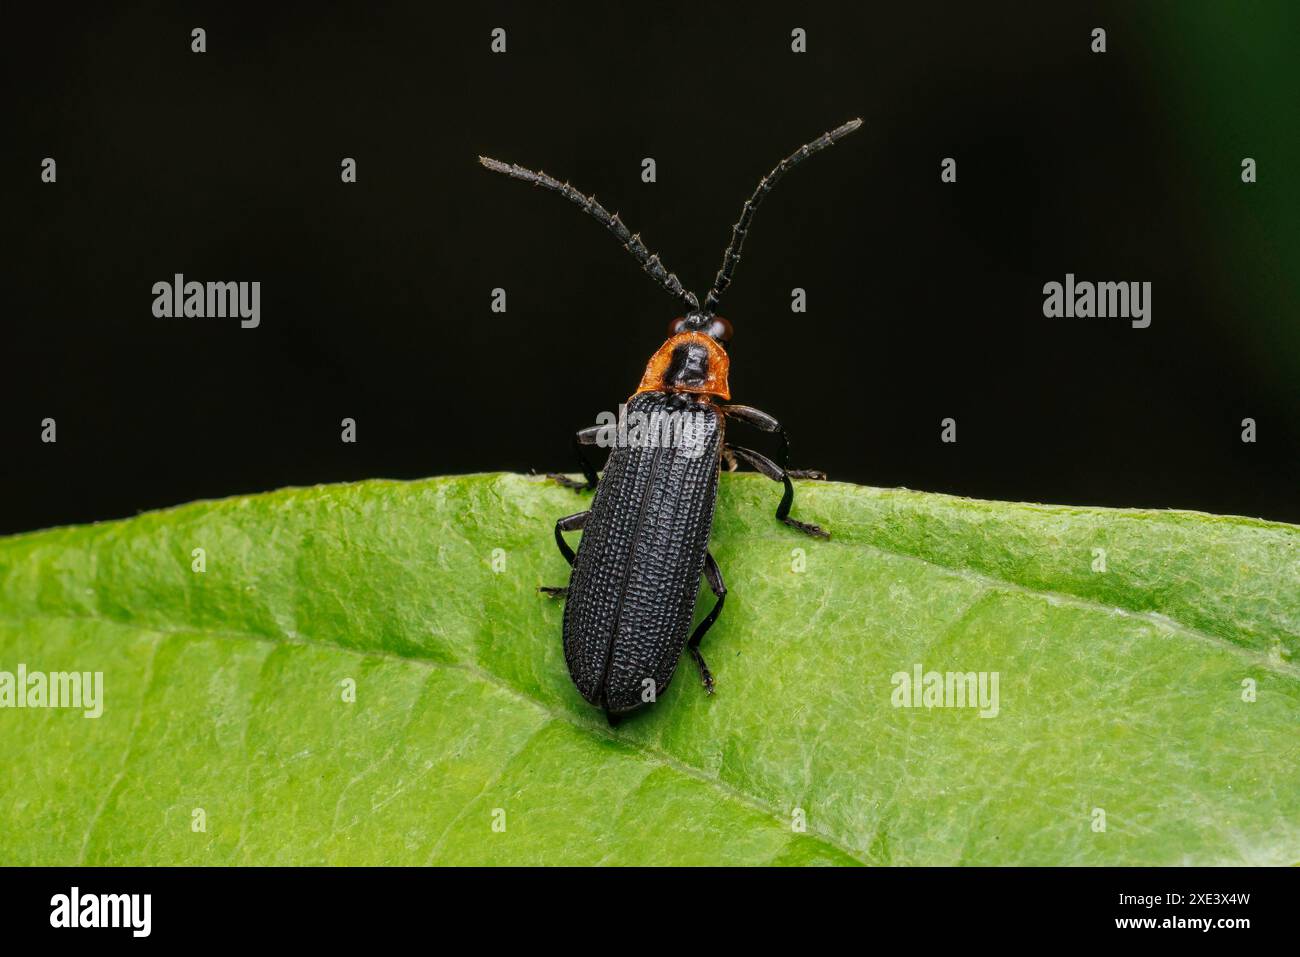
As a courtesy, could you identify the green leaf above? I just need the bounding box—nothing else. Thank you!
[0,473,1295,865]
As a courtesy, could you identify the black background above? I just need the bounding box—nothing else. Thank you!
[5,1,1297,535]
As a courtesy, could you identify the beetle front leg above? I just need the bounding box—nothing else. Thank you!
[727,444,830,539]
[686,552,727,694]
[539,510,588,598]
[720,404,827,480]
[547,425,603,491]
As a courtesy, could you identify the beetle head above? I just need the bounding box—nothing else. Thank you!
[667,310,732,349]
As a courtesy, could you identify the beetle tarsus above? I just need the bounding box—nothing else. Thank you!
[788,468,827,481]
[689,647,716,694]
[539,585,569,599]
[547,472,596,491]
[782,516,830,540]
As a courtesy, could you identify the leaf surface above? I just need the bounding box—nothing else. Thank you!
[0,473,1295,865]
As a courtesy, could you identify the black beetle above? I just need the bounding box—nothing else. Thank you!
[480,118,862,722]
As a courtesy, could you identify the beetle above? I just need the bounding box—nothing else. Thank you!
[479,118,862,723]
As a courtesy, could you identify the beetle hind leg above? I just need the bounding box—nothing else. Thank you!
[686,552,727,695]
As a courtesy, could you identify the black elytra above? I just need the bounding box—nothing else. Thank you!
[479,118,862,723]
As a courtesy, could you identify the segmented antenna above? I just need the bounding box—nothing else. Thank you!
[478,156,701,313]
[704,118,863,313]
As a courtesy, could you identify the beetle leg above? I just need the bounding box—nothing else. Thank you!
[538,511,588,596]
[553,510,588,564]
[686,552,727,694]
[720,404,827,481]
[550,510,587,565]
[547,425,603,491]
[727,444,830,539]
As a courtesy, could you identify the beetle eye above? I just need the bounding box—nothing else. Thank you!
[668,314,731,345]
[707,316,733,346]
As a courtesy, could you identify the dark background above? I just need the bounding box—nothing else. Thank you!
[4,1,1297,535]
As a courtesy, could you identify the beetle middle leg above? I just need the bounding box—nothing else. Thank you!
[686,552,727,694]
[539,510,588,598]
[727,444,830,539]
[547,425,603,491]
